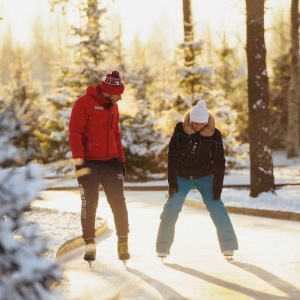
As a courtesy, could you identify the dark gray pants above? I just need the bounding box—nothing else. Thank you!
[77,158,129,243]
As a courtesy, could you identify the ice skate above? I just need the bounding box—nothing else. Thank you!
[223,250,234,261]
[84,243,96,267]
[157,252,168,262]
[118,241,130,266]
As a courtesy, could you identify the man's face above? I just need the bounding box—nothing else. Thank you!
[104,94,122,106]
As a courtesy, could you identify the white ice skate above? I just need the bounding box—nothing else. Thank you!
[157,252,168,262]
[223,250,234,261]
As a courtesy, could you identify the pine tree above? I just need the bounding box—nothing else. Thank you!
[1,52,46,166]
[0,101,62,300]
[269,53,290,149]
[116,36,168,181]
[213,34,248,144]
[175,40,212,111]
[44,0,120,168]
[268,8,290,150]
[120,97,168,181]
[208,91,248,170]
[286,0,300,158]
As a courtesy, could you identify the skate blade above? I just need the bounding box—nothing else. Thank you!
[122,260,128,266]
[157,255,167,262]
[87,261,93,267]
[225,256,234,262]
[157,253,167,262]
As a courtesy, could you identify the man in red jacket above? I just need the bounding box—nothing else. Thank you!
[69,70,130,265]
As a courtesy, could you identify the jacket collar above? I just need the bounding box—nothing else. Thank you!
[86,85,111,107]
[182,110,215,137]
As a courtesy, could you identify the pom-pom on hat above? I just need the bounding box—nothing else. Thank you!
[190,100,209,123]
[100,70,125,95]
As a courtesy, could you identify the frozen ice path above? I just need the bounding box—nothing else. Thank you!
[50,191,300,300]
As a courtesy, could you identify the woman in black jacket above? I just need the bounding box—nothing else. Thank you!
[156,100,238,260]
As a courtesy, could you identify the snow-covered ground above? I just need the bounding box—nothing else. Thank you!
[28,150,300,261]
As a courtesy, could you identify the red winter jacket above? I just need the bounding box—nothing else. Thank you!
[68,85,125,163]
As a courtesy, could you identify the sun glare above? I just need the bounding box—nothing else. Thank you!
[2,0,33,47]
[1,0,51,48]
[109,0,183,47]
[0,0,289,50]
[109,0,244,49]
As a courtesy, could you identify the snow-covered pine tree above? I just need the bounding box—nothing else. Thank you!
[120,99,168,181]
[1,53,46,167]
[155,38,248,171]
[44,0,120,170]
[141,47,181,134]
[114,36,169,181]
[208,91,248,170]
[269,54,289,149]
[212,35,248,145]
[268,9,290,150]
[0,102,62,300]
[175,40,212,112]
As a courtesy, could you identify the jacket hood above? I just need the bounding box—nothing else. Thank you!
[86,85,111,106]
[182,110,215,136]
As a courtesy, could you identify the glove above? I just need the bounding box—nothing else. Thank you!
[122,163,126,177]
[168,181,178,198]
[74,160,90,177]
[74,158,84,170]
[75,164,84,171]
[213,188,221,200]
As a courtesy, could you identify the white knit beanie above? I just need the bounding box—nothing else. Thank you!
[190,100,209,123]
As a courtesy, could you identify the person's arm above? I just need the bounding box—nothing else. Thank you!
[212,129,226,200]
[167,123,181,197]
[69,99,87,160]
[115,109,125,164]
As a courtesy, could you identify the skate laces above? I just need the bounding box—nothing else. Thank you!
[84,243,96,262]
[118,241,128,254]
[118,241,130,260]
[85,243,96,254]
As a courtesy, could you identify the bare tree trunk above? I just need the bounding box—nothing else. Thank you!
[182,0,194,66]
[286,0,300,158]
[246,0,275,197]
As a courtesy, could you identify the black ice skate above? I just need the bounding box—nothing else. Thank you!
[84,243,96,267]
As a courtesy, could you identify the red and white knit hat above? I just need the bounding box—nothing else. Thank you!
[100,70,125,95]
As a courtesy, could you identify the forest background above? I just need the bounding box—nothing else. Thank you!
[0,0,298,184]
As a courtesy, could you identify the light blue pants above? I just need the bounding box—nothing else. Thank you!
[156,175,238,254]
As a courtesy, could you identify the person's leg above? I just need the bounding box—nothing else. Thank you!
[76,162,101,245]
[196,175,238,252]
[100,158,130,260]
[100,158,129,238]
[156,176,192,255]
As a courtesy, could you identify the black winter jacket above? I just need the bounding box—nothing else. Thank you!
[168,112,226,199]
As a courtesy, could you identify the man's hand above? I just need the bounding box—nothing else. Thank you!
[74,159,90,177]
[74,158,84,169]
